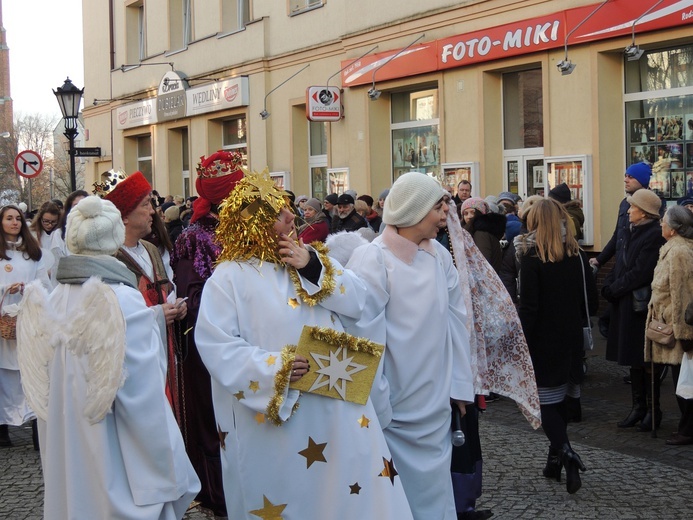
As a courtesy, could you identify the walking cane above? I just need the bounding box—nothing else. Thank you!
[651,358,657,439]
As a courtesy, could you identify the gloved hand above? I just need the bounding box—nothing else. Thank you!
[601,284,615,303]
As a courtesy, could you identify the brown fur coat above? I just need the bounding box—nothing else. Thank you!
[645,235,693,365]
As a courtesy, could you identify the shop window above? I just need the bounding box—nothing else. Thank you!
[222,116,248,166]
[289,0,323,16]
[391,88,440,182]
[137,135,153,185]
[126,1,147,63]
[503,69,543,150]
[169,0,192,52]
[309,121,329,200]
[221,0,250,34]
[625,45,693,201]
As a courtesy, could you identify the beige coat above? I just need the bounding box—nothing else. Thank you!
[645,235,693,365]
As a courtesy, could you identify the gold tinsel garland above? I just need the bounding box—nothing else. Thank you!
[309,326,383,357]
[288,242,336,306]
[266,345,300,426]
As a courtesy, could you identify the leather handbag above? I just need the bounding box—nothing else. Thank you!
[646,318,675,347]
[632,286,651,314]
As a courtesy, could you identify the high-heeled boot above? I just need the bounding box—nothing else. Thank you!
[639,365,663,432]
[617,367,647,428]
[0,424,12,447]
[559,443,586,494]
[542,445,562,481]
[31,419,39,451]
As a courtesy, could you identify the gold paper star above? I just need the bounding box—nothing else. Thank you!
[255,412,266,424]
[234,390,246,401]
[349,482,361,494]
[266,355,277,366]
[336,269,344,276]
[217,424,227,450]
[249,495,287,519]
[249,380,260,393]
[242,174,285,204]
[298,436,327,468]
[358,415,370,428]
[378,457,398,485]
[288,298,300,309]
[339,284,346,294]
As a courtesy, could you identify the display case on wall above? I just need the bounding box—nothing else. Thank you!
[270,172,289,190]
[327,168,350,195]
[544,155,593,246]
[441,162,480,198]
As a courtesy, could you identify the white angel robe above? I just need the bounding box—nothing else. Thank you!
[0,249,50,426]
[18,278,199,520]
[345,226,475,520]
[195,256,413,520]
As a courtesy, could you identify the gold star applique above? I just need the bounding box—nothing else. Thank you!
[358,415,370,428]
[249,495,287,519]
[234,390,245,401]
[288,298,300,309]
[298,436,327,468]
[249,380,260,393]
[266,355,277,367]
[349,482,361,494]
[217,424,228,450]
[378,457,398,485]
[336,269,344,276]
[339,284,346,294]
[242,174,285,205]
[255,412,266,424]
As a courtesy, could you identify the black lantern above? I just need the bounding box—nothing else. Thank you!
[53,77,84,192]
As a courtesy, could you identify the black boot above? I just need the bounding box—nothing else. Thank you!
[0,424,11,447]
[639,365,663,432]
[559,443,586,494]
[31,419,39,451]
[565,396,582,423]
[542,445,562,481]
[617,367,647,428]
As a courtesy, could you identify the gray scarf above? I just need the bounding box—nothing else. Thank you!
[56,255,137,288]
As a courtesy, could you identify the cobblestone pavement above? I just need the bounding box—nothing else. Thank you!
[1,335,692,519]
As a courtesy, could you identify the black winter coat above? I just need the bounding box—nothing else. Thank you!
[519,249,598,388]
[471,212,506,273]
[603,218,665,366]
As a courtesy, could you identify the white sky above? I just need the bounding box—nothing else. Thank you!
[3,0,84,121]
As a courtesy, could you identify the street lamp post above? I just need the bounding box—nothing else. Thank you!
[53,77,84,193]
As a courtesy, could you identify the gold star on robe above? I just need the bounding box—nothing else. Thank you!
[234,390,245,401]
[288,298,300,309]
[249,380,260,393]
[298,436,327,468]
[378,457,398,485]
[339,284,346,294]
[249,495,287,519]
[349,482,361,495]
[255,412,266,424]
[358,415,370,428]
[266,355,277,367]
[336,269,344,276]
[217,425,227,450]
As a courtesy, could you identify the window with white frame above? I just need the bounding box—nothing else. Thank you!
[222,116,248,166]
[391,87,440,182]
[221,0,250,34]
[137,135,153,185]
[169,0,192,52]
[126,1,147,63]
[289,0,323,16]
[309,120,329,201]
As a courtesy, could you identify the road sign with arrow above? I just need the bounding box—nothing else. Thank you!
[14,150,44,179]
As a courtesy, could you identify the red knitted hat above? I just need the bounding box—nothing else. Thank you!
[105,171,152,217]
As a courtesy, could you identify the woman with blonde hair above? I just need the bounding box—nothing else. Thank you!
[517,198,597,494]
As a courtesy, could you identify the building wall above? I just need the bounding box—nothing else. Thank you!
[81,0,693,250]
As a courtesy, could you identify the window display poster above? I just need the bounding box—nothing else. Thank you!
[630,145,655,165]
[631,118,655,143]
[533,165,544,188]
[393,138,405,167]
[687,172,693,196]
[650,168,670,199]
[671,171,686,199]
[656,115,683,141]
[687,143,693,168]
[686,115,693,141]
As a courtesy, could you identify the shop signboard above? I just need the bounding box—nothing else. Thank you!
[115,99,157,130]
[306,86,342,122]
[186,77,249,116]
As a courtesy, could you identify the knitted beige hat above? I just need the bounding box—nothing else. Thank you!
[383,172,446,227]
[66,196,125,256]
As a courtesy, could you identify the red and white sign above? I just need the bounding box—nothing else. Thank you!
[341,0,693,87]
[306,86,343,122]
[14,150,43,178]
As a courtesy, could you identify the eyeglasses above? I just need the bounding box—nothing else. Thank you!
[41,219,58,226]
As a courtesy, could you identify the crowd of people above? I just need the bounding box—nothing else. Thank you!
[0,155,691,519]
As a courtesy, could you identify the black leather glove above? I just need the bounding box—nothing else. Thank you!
[601,285,615,303]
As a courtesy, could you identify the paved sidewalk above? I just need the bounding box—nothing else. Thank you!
[1,335,691,518]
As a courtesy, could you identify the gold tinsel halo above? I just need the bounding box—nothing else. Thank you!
[216,169,290,264]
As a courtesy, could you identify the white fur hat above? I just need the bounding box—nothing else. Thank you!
[382,172,446,228]
[66,196,125,256]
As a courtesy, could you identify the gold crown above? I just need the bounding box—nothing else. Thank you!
[196,150,244,178]
[93,169,127,198]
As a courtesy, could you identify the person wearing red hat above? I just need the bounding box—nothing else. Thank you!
[97,171,188,427]
[170,151,244,519]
